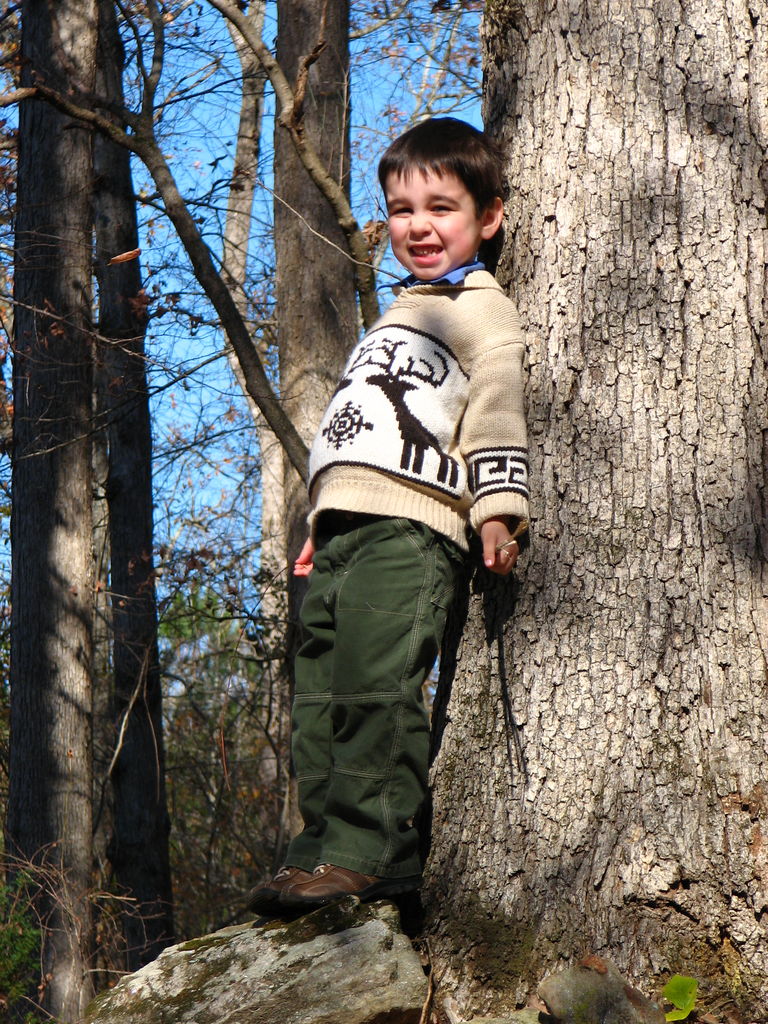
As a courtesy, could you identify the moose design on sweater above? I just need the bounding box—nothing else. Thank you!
[313,324,468,498]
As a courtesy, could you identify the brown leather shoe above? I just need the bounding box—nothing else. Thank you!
[278,862,421,908]
[247,865,314,914]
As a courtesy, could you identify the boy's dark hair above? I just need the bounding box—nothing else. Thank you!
[378,117,504,215]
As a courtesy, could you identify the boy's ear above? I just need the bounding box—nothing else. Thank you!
[480,197,504,239]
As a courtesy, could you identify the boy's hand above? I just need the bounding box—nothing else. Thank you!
[293,537,315,577]
[480,517,525,576]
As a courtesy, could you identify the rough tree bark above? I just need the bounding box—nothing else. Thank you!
[425,2,768,1020]
[5,0,97,1019]
[94,0,174,969]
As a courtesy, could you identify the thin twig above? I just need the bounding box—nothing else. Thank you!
[419,936,437,1024]
[263,177,398,281]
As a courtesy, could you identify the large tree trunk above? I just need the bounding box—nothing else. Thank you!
[94,0,174,969]
[6,0,97,1018]
[426,2,768,1020]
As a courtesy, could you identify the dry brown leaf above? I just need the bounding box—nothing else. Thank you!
[107,248,141,265]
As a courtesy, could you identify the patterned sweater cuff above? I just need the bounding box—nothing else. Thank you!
[469,491,530,535]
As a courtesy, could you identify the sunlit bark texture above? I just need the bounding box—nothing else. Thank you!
[6,0,97,1019]
[426,2,768,1020]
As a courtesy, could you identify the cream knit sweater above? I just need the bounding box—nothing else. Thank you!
[308,270,529,550]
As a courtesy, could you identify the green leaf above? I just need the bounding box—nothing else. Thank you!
[663,975,698,1022]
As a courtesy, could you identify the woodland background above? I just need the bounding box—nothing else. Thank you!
[1,1,768,1023]
[0,0,484,1018]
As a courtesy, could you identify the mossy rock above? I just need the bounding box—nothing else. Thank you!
[85,898,427,1024]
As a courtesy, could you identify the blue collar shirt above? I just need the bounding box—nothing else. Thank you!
[387,260,486,291]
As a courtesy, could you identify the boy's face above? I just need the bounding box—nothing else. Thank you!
[385,169,503,281]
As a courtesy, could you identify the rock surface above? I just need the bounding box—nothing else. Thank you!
[538,955,665,1024]
[84,901,668,1024]
[85,897,428,1024]
[469,1013,546,1023]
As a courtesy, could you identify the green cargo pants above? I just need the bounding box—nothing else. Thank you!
[286,513,464,878]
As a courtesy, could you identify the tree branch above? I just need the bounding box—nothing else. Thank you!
[131,126,310,480]
[144,0,165,115]
[292,41,326,126]
[11,81,309,480]
[293,0,327,124]
[206,0,380,329]
[0,88,36,106]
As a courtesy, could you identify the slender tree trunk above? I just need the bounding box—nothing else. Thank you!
[93,0,173,969]
[221,0,268,425]
[6,1,97,1018]
[425,2,768,1020]
[219,0,291,871]
[91,393,112,949]
[274,0,357,566]
[269,0,357,845]
[221,1,266,326]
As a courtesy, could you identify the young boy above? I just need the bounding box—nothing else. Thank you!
[249,117,529,913]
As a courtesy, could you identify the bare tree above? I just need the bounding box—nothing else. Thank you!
[0,1,489,984]
[6,0,98,1018]
[425,3,768,1020]
[94,0,174,969]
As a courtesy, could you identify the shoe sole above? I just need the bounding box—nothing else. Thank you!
[247,887,283,914]
[248,868,315,914]
[278,876,421,909]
